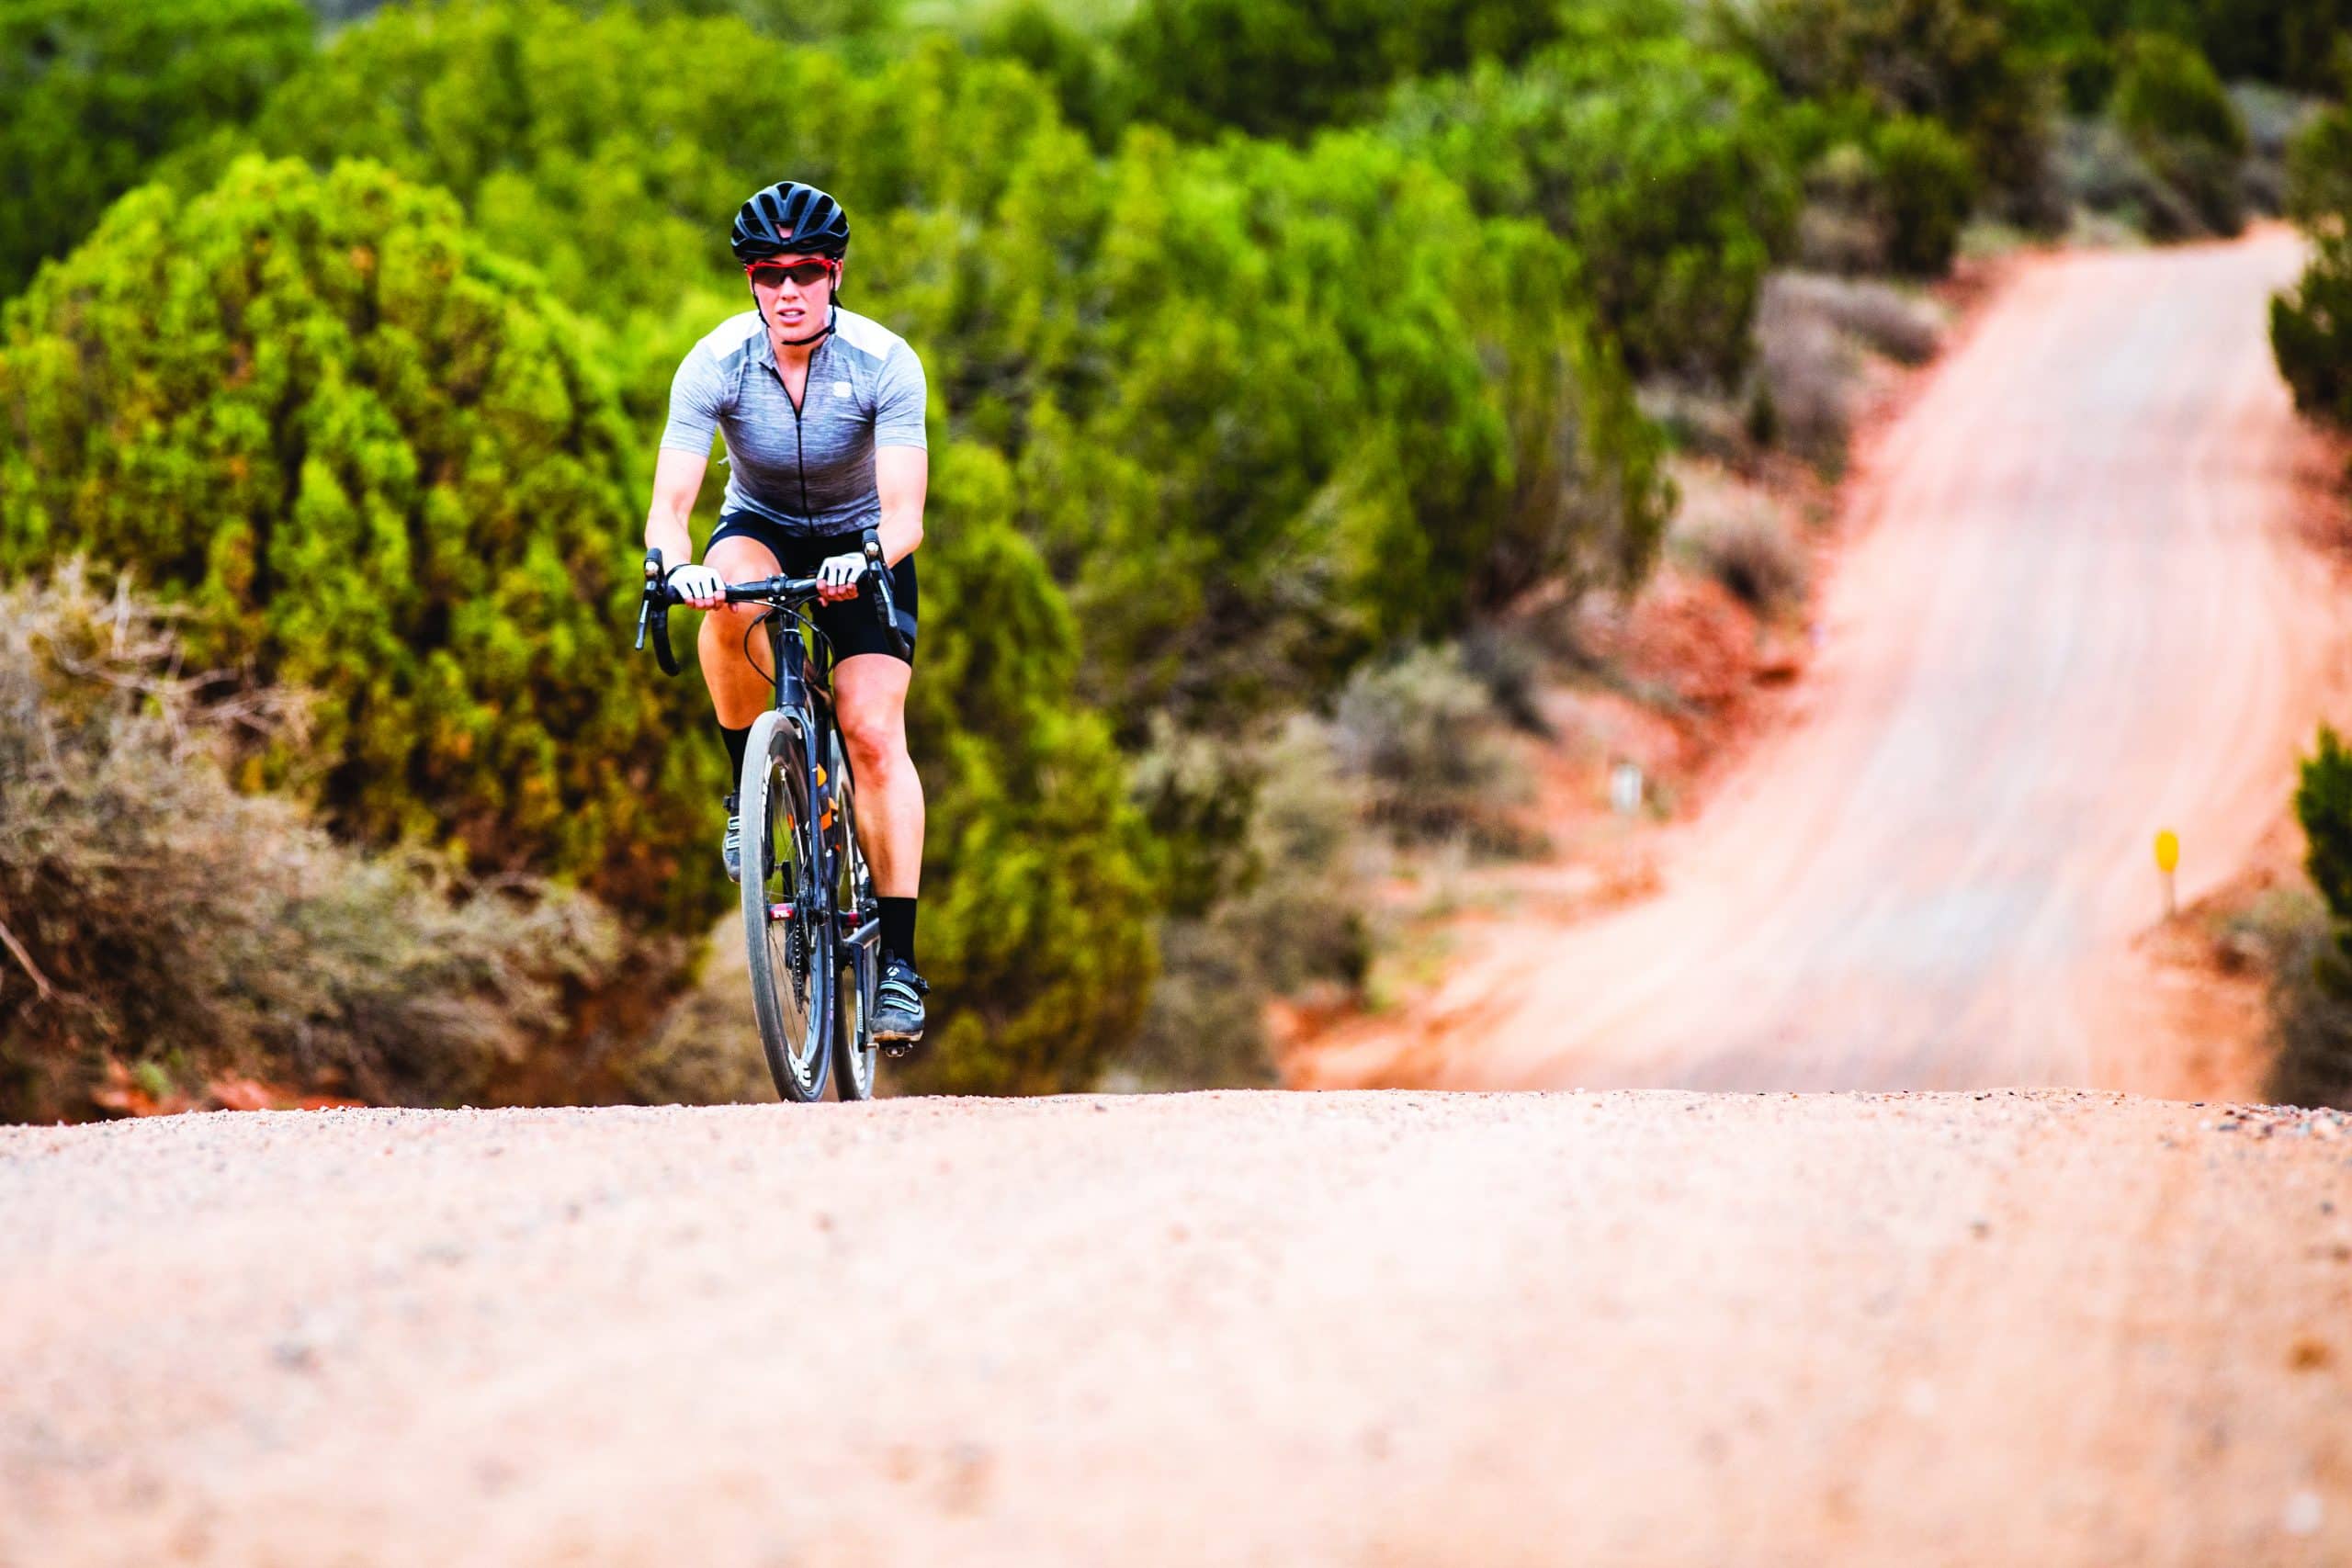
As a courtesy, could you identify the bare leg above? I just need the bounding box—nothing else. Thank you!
[698,536,784,731]
[832,653,923,898]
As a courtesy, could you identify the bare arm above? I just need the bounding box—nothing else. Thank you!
[874,446,928,566]
[644,447,707,570]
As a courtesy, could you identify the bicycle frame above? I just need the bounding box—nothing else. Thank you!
[754,604,881,959]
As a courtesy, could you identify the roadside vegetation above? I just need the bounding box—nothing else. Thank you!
[2269,69,2352,1109]
[0,0,2341,1115]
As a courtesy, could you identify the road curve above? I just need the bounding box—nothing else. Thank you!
[1299,228,2346,1094]
[4,1095,2350,1565]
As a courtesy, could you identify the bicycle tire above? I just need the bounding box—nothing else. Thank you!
[830,733,879,1101]
[741,709,831,1102]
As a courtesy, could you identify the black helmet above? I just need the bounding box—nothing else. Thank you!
[731,181,850,263]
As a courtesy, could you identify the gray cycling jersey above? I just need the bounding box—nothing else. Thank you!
[660,306,928,536]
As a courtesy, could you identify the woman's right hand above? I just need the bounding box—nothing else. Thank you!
[667,563,728,610]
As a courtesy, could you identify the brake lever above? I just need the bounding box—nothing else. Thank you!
[634,548,661,652]
[638,547,684,677]
[861,529,911,660]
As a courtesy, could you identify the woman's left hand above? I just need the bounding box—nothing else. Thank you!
[816,550,865,603]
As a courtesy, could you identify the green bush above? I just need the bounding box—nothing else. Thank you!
[1110,716,1374,1090]
[2272,231,2352,422]
[1384,38,1800,382]
[0,0,314,297]
[971,0,1136,145]
[2272,99,2352,423]
[1712,0,2059,225]
[2111,32,2249,235]
[2271,725,2352,1106]
[208,5,1077,343]
[0,156,729,931]
[1329,643,1532,848]
[0,567,619,1123]
[1874,115,1978,274]
[2193,0,2352,94]
[1114,0,1565,140]
[219,4,1668,731]
[2285,94,2352,226]
[999,129,1668,728]
[1677,502,1812,615]
[2297,726,2352,928]
[890,446,1160,1094]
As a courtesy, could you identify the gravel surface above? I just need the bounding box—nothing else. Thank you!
[5,1090,2349,1565]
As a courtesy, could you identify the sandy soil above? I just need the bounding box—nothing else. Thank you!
[1294,228,2351,1097]
[4,1093,2349,1567]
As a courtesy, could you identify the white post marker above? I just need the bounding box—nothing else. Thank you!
[1610,761,1645,818]
[2155,829,2179,919]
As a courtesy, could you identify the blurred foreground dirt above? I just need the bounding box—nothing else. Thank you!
[4,1093,2349,1565]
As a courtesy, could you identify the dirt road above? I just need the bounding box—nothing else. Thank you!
[5,1094,2349,1565]
[1298,228,2346,1095]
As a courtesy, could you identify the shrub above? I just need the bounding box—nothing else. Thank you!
[1330,644,1532,847]
[0,0,314,297]
[617,919,774,1105]
[0,567,618,1123]
[2194,0,2352,95]
[2114,34,2249,154]
[2111,32,2249,235]
[2055,113,2192,231]
[1770,270,1942,362]
[2264,890,2352,1109]
[224,3,1668,728]
[1874,114,1978,274]
[1676,504,1812,615]
[2231,81,2323,213]
[2272,231,2352,424]
[1794,140,1894,273]
[0,156,724,933]
[1751,269,1860,467]
[2272,100,2352,427]
[2272,725,2352,1106]
[1114,0,1566,140]
[2285,94,2352,224]
[1385,38,1801,383]
[1112,717,1375,1089]
[888,450,1162,1095]
[1711,0,2058,225]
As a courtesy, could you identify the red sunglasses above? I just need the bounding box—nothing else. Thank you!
[745,257,836,288]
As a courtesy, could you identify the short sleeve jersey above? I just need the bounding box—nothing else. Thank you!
[660,307,928,537]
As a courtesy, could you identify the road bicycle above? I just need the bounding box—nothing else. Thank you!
[635,533,909,1101]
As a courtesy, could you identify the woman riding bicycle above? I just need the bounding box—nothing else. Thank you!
[644,180,930,1049]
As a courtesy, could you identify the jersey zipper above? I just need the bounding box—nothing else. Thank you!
[768,338,819,523]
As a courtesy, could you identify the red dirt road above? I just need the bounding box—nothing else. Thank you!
[1297,229,2348,1095]
[5,1093,2351,1565]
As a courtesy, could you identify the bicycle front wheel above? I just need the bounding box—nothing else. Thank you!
[741,709,831,1102]
[831,731,879,1102]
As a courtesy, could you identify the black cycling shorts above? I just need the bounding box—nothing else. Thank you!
[706,513,918,667]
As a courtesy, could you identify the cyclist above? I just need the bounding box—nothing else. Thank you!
[644,180,930,1049]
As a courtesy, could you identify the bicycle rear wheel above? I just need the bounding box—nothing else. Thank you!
[741,709,831,1102]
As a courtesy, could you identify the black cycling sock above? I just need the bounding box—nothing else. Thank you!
[719,722,752,790]
[879,897,918,970]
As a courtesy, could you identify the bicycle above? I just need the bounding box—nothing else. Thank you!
[635,531,910,1101]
